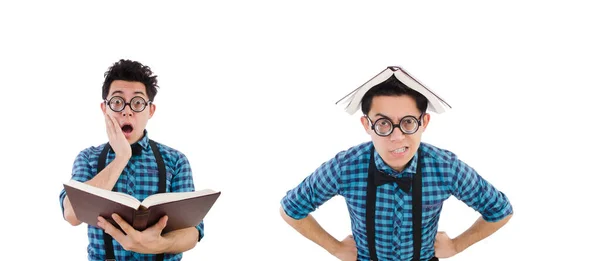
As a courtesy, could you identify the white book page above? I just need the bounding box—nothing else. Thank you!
[393,71,450,114]
[66,179,141,209]
[343,69,394,114]
[141,189,218,208]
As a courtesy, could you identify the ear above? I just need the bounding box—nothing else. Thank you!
[100,101,106,114]
[360,116,371,134]
[148,103,156,118]
[421,113,431,131]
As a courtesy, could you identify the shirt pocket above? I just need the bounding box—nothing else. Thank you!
[135,168,160,196]
[421,199,443,224]
[139,167,174,190]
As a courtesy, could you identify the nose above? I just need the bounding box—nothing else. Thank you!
[122,105,133,117]
[388,126,406,142]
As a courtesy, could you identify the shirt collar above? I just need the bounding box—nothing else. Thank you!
[107,130,150,154]
[131,130,150,150]
[373,145,418,177]
[134,129,150,150]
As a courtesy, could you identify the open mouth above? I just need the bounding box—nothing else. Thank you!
[121,124,134,134]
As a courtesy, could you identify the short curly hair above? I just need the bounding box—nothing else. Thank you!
[101,59,159,101]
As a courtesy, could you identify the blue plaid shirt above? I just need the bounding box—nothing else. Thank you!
[281,141,513,261]
[59,131,204,261]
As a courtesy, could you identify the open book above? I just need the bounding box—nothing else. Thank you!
[335,66,452,115]
[64,179,221,234]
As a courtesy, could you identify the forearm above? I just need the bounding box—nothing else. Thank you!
[63,156,129,226]
[159,227,199,254]
[453,214,513,253]
[85,156,129,190]
[279,206,341,255]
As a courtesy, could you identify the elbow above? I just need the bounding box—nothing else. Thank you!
[64,211,82,226]
[280,205,304,225]
[504,213,514,222]
[279,206,291,222]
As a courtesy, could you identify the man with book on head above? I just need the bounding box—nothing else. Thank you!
[279,66,513,261]
[58,59,204,261]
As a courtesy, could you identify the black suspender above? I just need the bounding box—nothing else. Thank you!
[366,146,431,261]
[97,144,114,261]
[412,152,423,261]
[97,140,166,261]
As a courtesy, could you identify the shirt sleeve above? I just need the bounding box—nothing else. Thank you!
[280,152,343,220]
[59,148,95,219]
[170,152,204,241]
[449,156,513,222]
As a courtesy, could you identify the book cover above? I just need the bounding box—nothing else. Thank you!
[336,66,452,115]
[64,180,221,234]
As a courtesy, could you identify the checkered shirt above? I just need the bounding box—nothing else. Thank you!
[280,141,513,261]
[59,131,203,261]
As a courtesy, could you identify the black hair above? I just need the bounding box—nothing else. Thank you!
[360,76,428,115]
[101,59,159,101]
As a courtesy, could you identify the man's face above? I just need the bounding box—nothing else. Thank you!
[101,80,155,144]
[360,95,430,172]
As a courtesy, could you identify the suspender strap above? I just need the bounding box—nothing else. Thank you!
[98,140,166,261]
[97,144,116,261]
[366,147,379,261]
[412,151,422,261]
[149,140,166,195]
[365,146,424,261]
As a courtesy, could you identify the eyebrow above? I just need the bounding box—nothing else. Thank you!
[109,90,147,97]
[374,113,391,119]
[374,113,418,120]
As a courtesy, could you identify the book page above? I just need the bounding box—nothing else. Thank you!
[65,179,141,209]
[341,69,394,115]
[392,71,450,114]
[141,189,219,208]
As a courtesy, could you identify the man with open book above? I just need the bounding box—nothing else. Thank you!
[58,59,205,261]
[279,66,514,261]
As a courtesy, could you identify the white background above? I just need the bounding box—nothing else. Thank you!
[1,0,599,260]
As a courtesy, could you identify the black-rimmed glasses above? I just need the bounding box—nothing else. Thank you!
[365,114,423,136]
[104,96,151,113]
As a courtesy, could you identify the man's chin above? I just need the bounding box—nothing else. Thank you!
[125,132,142,144]
[383,155,415,172]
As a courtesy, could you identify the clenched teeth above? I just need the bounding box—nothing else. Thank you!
[393,147,407,153]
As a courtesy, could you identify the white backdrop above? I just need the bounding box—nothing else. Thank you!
[1,0,598,260]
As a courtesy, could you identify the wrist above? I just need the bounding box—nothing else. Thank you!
[156,234,174,254]
[325,239,343,255]
[114,154,131,165]
[451,237,465,254]
[154,236,168,254]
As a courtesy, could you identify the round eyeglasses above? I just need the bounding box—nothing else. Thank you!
[366,114,423,136]
[105,96,151,113]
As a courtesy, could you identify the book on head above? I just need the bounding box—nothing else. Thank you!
[335,66,452,115]
[64,179,221,234]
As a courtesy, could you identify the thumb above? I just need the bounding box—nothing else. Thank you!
[150,215,168,232]
[436,231,446,239]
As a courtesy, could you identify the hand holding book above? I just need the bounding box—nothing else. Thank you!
[97,213,171,254]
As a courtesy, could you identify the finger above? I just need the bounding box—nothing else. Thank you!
[98,216,126,242]
[348,235,356,242]
[112,213,137,235]
[105,113,115,139]
[108,114,122,136]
